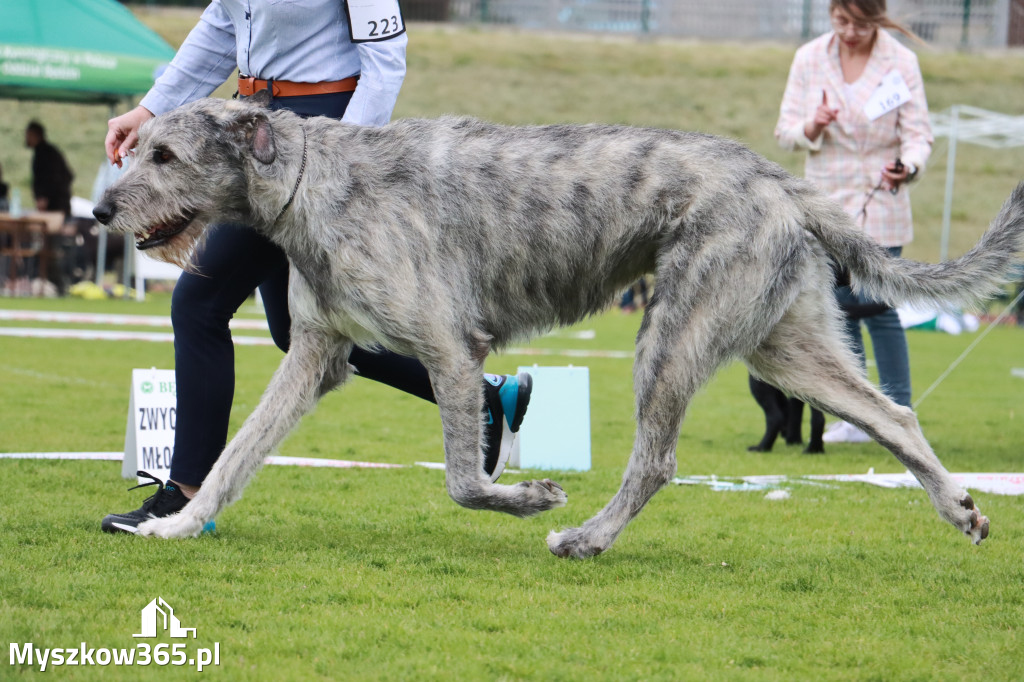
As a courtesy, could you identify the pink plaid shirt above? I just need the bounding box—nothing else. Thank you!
[775,30,933,247]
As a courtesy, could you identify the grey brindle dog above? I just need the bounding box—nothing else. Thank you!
[94,96,1024,557]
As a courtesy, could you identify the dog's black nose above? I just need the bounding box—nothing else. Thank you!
[93,201,116,225]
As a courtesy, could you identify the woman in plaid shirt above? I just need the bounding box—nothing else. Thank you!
[775,0,933,443]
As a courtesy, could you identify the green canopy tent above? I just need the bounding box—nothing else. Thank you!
[0,0,175,105]
[0,0,176,289]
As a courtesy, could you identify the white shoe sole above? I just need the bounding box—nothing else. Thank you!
[489,421,516,483]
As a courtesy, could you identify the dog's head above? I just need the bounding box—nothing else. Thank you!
[92,96,280,269]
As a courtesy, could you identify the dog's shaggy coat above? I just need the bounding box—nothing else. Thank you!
[95,96,1024,557]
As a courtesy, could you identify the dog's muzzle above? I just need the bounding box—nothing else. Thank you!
[93,200,195,251]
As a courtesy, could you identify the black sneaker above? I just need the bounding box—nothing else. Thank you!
[101,471,189,535]
[482,372,533,482]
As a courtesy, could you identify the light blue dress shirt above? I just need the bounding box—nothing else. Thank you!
[140,0,406,127]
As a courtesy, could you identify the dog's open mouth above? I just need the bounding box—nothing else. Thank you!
[135,212,195,250]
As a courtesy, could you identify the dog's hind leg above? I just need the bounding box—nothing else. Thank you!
[747,304,989,544]
[138,328,353,538]
[425,345,567,518]
[548,274,745,558]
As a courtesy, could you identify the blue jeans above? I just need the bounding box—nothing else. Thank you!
[834,246,911,408]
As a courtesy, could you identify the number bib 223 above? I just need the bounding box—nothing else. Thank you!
[346,0,406,43]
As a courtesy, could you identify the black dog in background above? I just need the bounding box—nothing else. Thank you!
[748,375,827,453]
[748,266,890,454]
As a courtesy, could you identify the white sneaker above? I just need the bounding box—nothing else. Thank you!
[822,421,871,444]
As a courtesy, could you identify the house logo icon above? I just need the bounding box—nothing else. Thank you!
[133,597,197,639]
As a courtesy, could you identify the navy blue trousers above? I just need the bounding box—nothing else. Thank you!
[169,91,435,486]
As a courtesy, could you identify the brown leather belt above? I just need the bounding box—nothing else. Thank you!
[238,75,358,98]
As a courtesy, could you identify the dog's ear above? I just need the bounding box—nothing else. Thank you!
[226,112,277,165]
[220,99,277,164]
[248,114,277,165]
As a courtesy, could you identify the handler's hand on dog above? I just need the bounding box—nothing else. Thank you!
[105,105,155,167]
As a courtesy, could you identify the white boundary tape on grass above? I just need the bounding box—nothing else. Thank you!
[0,452,125,461]
[804,471,1024,496]
[0,309,269,330]
[1,310,633,358]
[0,327,276,345]
[0,327,630,357]
[673,471,1024,496]
[0,451,404,469]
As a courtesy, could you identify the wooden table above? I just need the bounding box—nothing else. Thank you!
[0,212,65,290]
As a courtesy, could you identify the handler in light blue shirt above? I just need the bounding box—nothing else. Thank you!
[100,1,533,536]
[139,0,406,127]
[108,0,406,156]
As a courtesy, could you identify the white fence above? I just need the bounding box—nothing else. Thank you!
[404,0,1016,48]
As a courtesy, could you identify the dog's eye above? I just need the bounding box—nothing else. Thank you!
[152,149,174,165]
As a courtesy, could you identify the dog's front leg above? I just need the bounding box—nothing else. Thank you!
[429,357,567,518]
[139,330,352,538]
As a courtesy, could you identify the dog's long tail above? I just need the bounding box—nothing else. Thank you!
[798,180,1024,309]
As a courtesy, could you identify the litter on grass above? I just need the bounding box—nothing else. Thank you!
[671,475,834,492]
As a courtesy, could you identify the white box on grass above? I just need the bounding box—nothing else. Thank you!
[509,365,591,472]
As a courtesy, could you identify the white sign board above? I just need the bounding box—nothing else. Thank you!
[123,368,177,483]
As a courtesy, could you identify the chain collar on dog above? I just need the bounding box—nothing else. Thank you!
[274,124,307,225]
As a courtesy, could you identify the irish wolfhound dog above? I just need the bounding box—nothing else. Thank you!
[94,96,1024,558]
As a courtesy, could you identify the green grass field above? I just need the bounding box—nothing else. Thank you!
[3,7,1024,681]
[2,295,1023,680]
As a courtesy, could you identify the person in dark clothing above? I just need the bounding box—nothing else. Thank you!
[0,161,9,211]
[25,121,74,217]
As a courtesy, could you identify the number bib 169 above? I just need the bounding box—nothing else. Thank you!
[346,0,406,43]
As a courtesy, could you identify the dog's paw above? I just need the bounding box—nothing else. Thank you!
[959,493,990,545]
[138,513,205,539]
[510,479,567,517]
[547,527,606,559]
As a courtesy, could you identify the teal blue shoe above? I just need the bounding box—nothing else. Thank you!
[482,372,533,481]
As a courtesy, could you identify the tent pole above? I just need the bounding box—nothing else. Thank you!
[939,105,960,263]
